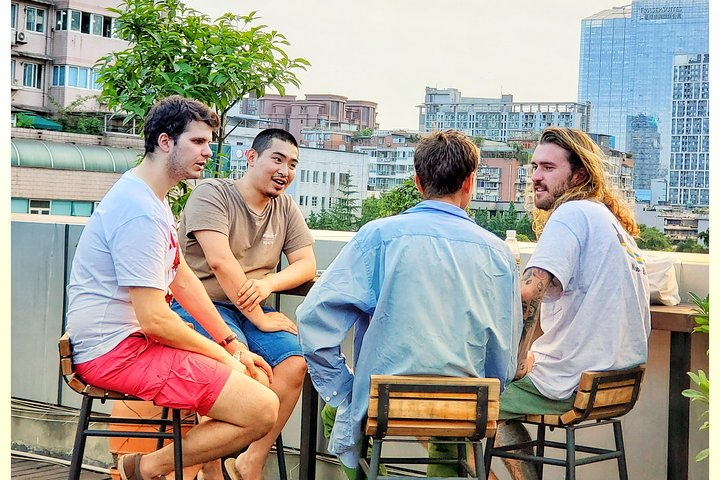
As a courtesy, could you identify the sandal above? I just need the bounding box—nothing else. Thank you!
[223,457,243,480]
[118,453,144,480]
[118,453,168,480]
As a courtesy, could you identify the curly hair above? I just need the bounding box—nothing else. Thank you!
[525,127,638,237]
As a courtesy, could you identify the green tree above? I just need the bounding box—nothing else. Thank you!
[359,196,383,227]
[697,229,709,248]
[470,136,485,148]
[377,178,423,216]
[636,224,672,251]
[516,214,536,241]
[675,239,708,253]
[353,127,373,138]
[474,209,490,229]
[510,142,531,164]
[96,0,309,179]
[329,172,360,231]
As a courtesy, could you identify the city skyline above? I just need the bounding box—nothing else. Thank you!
[185,0,630,130]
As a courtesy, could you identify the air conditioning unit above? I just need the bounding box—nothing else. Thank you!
[16,31,28,44]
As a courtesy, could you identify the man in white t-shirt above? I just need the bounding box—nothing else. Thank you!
[490,127,650,480]
[66,96,279,480]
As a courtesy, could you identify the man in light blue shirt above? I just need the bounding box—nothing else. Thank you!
[297,130,522,475]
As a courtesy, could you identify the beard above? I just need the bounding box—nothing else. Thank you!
[534,178,572,211]
[166,149,201,182]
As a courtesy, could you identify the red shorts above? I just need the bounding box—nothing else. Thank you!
[75,333,232,416]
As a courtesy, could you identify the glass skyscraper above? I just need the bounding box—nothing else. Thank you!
[578,0,709,197]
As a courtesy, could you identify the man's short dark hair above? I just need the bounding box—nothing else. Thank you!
[143,96,220,155]
[252,128,298,155]
[413,130,478,198]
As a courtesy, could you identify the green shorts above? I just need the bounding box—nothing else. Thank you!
[499,376,576,420]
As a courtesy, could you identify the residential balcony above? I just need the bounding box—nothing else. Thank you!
[10,216,710,479]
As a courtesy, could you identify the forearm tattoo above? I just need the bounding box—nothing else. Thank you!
[515,268,558,379]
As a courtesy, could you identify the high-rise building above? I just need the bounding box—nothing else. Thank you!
[668,53,709,207]
[418,87,590,142]
[353,130,419,193]
[578,0,709,196]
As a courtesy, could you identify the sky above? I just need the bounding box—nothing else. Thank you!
[185,0,627,130]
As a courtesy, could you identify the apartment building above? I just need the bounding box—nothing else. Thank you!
[242,92,379,142]
[418,87,590,142]
[10,0,127,121]
[352,130,419,193]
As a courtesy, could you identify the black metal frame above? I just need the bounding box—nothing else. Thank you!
[68,397,189,480]
[357,381,491,480]
[483,369,644,480]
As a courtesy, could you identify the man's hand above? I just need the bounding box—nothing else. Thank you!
[236,278,273,312]
[235,349,274,386]
[253,310,298,335]
[514,351,535,380]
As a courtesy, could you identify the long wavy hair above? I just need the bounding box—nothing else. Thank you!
[525,127,639,237]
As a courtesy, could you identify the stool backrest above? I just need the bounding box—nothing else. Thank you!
[560,365,645,425]
[365,375,500,440]
[59,332,131,399]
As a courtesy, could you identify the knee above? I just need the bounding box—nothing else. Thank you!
[278,355,307,389]
[252,389,280,439]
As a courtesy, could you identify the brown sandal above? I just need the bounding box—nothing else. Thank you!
[118,453,144,480]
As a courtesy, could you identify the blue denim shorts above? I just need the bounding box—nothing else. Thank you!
[170,300,302,368]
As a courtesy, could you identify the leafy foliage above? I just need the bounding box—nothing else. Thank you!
[474,203,536,241]
[306,173,360,231]
[675,239,708,253]
[682,292,709,461]
[636,224,673,251]
[96,0,309,178]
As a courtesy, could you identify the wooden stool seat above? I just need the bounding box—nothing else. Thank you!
[484,365,645,480]
[359,375,500,480]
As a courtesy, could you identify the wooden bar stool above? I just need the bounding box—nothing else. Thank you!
[59,333,190,480]
[358,375,501,480]
[484,366,645,480]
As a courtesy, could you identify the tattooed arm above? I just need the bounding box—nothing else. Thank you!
[514,267,563,379]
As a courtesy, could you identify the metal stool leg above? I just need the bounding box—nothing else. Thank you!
[367,438,383,480]
[157,406,170,450]
[483,435,495,479]
[565,426,576,480]
[171,409,184,480]
[473,442,486,480]
[275,434,287,480]
[613,420,629,480]
[69,396,93,480]
[536,424,546,480]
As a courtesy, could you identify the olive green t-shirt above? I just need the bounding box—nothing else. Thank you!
[178,178,314,302]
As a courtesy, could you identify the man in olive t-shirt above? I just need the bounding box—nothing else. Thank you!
[172,128,316,480]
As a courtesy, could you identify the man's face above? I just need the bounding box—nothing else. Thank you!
[247,138,299,198]
[530,143,577,211]
[166,120,214,182]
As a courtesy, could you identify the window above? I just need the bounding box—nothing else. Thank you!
[91,14,103,36]
[55,10,67,30]
[11,3,17,29]
[330,172,336,185]
[29,200,51,215]
[26,6,46,32]
[300,170,306,182]
[311,196,318,207]
[70,10,81,31]
[321,197,325,209]
[11,60,16,84]
[312,171,319,183]
[299,196,305,206]
[23,63,43,89]
[52,65,65,86]
[322,172,327,183]
[328,197,333,208]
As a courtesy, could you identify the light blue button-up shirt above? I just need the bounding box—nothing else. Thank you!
[297,200,522,467]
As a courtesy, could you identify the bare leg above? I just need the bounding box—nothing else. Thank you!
[234,355,307,480]
[134,370,280,479]
[491,421,538,480]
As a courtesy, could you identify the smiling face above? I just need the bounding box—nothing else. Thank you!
[246,138,299,198]
[165,120,214,182]
[530,142,580,211]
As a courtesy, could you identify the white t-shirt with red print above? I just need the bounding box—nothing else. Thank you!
[66,170,179,364]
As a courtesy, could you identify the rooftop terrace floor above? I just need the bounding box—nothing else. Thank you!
[12,453,110,480]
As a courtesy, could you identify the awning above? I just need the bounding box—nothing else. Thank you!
[11,138,142,173]
[16,113,63,131]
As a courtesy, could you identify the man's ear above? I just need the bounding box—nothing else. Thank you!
[157,132,172,153]
[414,175,424,193]
[246,149,257,167]
[571,167,588,186]
[462,172,475,194]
